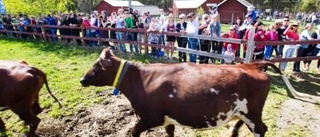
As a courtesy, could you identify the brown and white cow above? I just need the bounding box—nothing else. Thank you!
[80,48,304,137]
[0,60,62,137]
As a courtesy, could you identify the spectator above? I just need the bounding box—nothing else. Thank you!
[310,25,320,71]
[115,8,126,52]
[147,17,160,57]
[82,16,91,46]
[276,16,290,59]
[264,24,278,59]
[161,13,176,60]
[176,14,187,62]
[209,14,222,63]
[280,21,300,72]
[223,44,235,64]
[297,23,313,72]
[222,25,239,59]
[124,11,138,53]
[109,12,117,48]
[185,12,199,63]
[253,21,267,60]
[98,12,110,47]
[199,28,211,64]
[131,9,140,54]
[46,13,58,41]
[158,9,166,46]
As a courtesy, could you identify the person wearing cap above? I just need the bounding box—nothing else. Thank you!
[176,13,188,62]
[247,6,257,23]
[221,25,238,63]
[185,12,199,63]
[280,21,300,72]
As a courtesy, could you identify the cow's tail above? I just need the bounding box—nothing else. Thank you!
[256,61,309,99]
[32,67,63,108]
[43,72,63,108]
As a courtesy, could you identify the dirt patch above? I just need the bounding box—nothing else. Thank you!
[276,96,320,137]
[36,93,191,137]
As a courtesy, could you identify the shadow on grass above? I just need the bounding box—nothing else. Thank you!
[268,71,320,97]
[268,70,320,105]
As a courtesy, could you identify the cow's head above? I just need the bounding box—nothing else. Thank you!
[80,48,119,87]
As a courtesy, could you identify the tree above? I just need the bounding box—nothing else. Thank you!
[3,0,75,15]
[300,0,318,13]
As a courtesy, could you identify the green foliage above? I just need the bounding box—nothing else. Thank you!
[300,0,318,12]
[3,0,75,15]
[197,7,205,17]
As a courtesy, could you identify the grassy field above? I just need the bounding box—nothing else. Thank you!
[0,36,319,137]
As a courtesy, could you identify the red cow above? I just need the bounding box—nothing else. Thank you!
[80,48,305,137]
[0,60,62,137]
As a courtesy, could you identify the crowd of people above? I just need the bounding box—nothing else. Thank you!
[1,6,320,72]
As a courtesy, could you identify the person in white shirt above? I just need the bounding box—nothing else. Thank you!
[158,9,166,46]
[298,24,313,71]
[185,12,199,63]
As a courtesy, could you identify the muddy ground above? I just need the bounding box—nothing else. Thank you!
[37,93,193,137]
[34,91,320,137]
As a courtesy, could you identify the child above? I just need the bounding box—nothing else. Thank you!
[223,44,235,64]
[264,24,278,59]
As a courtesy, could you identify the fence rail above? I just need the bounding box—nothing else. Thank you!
[1,24,320,64]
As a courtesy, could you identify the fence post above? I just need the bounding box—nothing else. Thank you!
[245,27,255,63]
[144,32,148,55]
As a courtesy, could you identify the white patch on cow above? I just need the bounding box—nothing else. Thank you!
[168,94,174,98]
[226,100,229,103]
[210,88,219,95]
[232,93,239,97]
[163,115,191,128]
[99,51,106,58]
[233,98,249,114]
[173,89,177,93]
[214,110,234,127]
[237,115,260,137]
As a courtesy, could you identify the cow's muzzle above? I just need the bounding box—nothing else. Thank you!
[80,77,89,87]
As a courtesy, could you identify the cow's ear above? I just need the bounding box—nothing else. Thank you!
[100,58,112,68]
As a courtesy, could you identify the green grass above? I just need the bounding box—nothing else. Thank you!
[0,36,319,136]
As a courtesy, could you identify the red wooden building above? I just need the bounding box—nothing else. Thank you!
[173,0,253,24]
[95,0,144,15]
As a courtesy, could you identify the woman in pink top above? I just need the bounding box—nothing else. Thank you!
[280,21,300,71]
[264,24,278,59]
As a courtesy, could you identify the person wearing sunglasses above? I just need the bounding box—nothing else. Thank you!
[280,21,300,72]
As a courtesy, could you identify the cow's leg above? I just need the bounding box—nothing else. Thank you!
[11,106,40,137]
[32,101,42,115]
[131,118,164,137]
[165,124,175,137]
[0,118,5,130]
[230,120,244,137]
[238,115,267,137]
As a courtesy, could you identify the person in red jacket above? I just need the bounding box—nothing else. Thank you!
[221,25,239,64]
[222,26,239,54]
[253,21,267,60]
